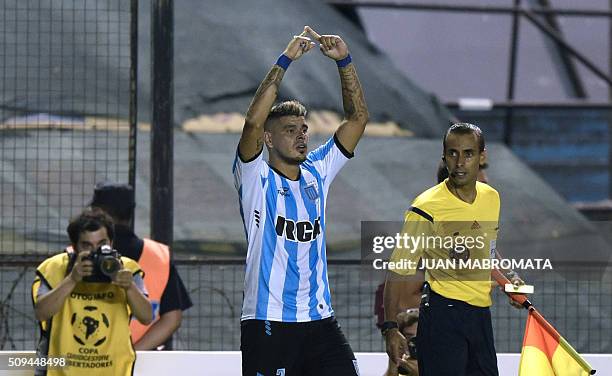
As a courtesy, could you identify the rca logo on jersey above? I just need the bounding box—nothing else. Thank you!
[275,215,321,242]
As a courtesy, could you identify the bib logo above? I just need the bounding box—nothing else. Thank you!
[71,306,110,347]
[448,232,470,262]
[275,216,321,242]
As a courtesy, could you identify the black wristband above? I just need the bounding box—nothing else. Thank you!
[380,320,399,336]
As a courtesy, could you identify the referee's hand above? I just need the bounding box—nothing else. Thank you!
[385,328,408,365]
[507,274,526,309]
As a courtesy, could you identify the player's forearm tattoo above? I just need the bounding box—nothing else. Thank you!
[339,64,367,122]
[245,65,285,121]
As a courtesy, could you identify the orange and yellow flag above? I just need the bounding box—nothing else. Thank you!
[519,309,595,376]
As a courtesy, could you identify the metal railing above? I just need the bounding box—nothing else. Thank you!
[2,259,610,353]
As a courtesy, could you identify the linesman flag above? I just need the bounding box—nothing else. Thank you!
[519,309,595,375]
[490,269,596,375]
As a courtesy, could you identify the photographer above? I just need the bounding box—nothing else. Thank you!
[32,209,151,376]
[89,182,192,350]
[384,309,419,376]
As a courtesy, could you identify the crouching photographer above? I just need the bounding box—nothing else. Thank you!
[383,309,419,376]
[32,208,151,376]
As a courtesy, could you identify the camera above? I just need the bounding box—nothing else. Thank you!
[83,245,122,282]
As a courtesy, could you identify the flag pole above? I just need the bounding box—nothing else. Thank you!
[491,268,596,374]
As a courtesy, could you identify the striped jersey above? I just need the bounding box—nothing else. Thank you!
[233,135,353,322]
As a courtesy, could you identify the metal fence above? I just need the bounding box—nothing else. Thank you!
[2,259,610,353]
[0,0,137,256]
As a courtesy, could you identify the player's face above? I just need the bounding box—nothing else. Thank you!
[443,132,485,187]
[268,115,309,164]
[75,227,111,253]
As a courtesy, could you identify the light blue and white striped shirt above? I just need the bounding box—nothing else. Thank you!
[233,135,353,322]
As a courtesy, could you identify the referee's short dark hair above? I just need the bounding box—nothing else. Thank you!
[443,122,485,153]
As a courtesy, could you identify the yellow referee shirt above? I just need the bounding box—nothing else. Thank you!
[390,179,500,307]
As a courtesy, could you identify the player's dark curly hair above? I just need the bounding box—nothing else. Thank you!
[264,100,307,131]
[67,208,115,245]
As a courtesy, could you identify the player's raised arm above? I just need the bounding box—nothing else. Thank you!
[306,26,369,154]
[238,29,315,161]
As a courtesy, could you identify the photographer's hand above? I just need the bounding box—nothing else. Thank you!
[35,252,92,322]
[116,268,154,325]
[112,269,134,290]
[69,251,93,282]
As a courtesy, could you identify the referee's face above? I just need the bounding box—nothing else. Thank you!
[443,132,485,187]
[268,115,309,164]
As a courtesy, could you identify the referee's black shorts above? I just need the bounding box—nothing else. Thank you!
[417,286,499,376]
[240,316,359,376]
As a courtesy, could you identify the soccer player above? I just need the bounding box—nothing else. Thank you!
[383,123,501,376]
[233,26,368,375]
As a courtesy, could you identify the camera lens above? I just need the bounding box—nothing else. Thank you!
[100,256,121,276]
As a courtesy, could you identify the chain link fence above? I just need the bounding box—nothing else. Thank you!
[2,260,610,353]
[0,0,136,256]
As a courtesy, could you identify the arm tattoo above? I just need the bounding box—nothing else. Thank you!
[339,64,367,122]
[245,65,285,120]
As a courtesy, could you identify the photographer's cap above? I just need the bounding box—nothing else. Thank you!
[90,182,135,210]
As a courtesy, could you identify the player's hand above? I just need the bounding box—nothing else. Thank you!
[112,268,134,290]
[384,328,407,365]
[69,251,93,282]
[506,274,526,309]
[282,27,316,61]
[305,26,349,61]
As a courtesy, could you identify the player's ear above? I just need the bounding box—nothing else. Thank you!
[264,131,273,149]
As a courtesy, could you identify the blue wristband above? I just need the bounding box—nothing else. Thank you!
[275,54,292,70]
[336,54,352,68]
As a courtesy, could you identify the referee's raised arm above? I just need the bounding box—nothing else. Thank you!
[238,28,315,162]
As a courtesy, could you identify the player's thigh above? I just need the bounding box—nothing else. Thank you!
[241,320,305,376]
[306,318,359,376]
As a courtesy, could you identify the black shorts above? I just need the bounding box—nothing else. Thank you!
[240,316,359,376]
[417,286,498,376]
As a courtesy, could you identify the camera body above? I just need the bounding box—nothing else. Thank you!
[83,245,122,282]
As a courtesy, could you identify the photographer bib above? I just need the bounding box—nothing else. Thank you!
[33,253,143,376]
